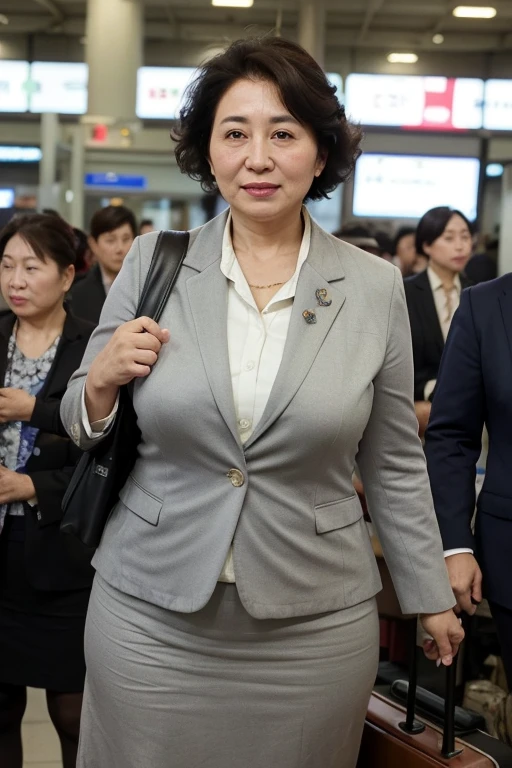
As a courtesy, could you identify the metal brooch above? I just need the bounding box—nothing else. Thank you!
[315,288,332,307]
[302,309,317,324]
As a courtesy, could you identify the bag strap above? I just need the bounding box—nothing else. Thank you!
[135,230,190,323]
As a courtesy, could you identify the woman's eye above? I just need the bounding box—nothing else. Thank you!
[274,131,292,140]
[227,131,244,140]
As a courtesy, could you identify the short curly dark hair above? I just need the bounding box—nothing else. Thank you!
[172,37,363,202]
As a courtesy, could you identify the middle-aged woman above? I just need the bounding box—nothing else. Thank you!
[61,38,463,768]
[0,215,95,768]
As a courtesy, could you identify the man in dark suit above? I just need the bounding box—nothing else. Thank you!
[69,205,137,324]
[425,275,512,687]
[404,206,473,436]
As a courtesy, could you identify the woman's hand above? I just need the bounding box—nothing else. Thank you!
[420,609,465,667]
[0,389,36,423]
[89,317,170,390]
[0,466,35,504]
[85,317,170,424]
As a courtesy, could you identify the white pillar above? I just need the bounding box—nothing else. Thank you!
[85,0,142,123]
[38,112,60,210]
[498,164,512,276]
[298,0,325,68]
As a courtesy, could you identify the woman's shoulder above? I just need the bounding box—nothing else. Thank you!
[315,224,399,292]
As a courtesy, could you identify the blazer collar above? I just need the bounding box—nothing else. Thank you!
[184,208,345,284]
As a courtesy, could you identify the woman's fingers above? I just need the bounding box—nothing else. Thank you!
[420,610,465,666]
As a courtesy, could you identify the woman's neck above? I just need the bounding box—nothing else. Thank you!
[231,208,304,263]
[429,261,459,286]
[15,304,66,357]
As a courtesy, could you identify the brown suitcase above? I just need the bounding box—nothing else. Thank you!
[358,624,512,767]
[359,690,495,767]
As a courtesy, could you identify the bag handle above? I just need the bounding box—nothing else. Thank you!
[400,619,463,759]
[136,230,190,323]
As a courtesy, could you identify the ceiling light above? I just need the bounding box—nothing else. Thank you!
[212,0,253,6]
[432,33,444,44]
[0,14,9,24]
[387,53,418,64]
[452,6,497,18]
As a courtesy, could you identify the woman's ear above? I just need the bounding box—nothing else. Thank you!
[314,149,328,177]
[421,243,431,259]
[62,264,75,294]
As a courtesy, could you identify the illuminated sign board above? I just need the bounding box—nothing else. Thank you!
[0,146,42,162]
[483,80,512,130]
[345,74,484,131]
[352,154,480,220]
[136,67,198,119]
[0,61,30,113]
[0,189,14,208]
[30,62,88,114]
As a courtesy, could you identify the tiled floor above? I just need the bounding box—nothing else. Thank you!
[22,687,62,768]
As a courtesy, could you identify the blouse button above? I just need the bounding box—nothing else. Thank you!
[245,361,255,371]
[239,419,251,431]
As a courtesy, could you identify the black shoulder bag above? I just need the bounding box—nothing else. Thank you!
[61,230,190,549]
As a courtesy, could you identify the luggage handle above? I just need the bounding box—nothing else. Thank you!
[399,619,463,759]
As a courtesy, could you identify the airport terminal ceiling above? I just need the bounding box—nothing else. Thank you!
[2,0,512,61]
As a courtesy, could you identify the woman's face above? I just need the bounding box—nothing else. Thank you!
[208,78,326,224]
[423,214,472,274]
[0,234,74,320]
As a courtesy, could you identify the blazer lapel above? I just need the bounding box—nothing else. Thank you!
[245,226,346,449]
[185,212,241,446]
[498,279,512,365]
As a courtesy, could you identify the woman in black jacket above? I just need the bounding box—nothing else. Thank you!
[0,214,95,768]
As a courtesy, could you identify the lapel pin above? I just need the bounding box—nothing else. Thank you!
[302,309,317,325]
[315,288,332,307]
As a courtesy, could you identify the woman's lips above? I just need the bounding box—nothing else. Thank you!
[242,184,279,198]
[9,297,27,306]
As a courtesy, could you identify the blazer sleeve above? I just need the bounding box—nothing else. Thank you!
[30,396,66,437]
[60,232,160,451]
[424,289,484,551]
[356,270,455,615]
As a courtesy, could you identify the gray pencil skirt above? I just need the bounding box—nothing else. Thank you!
[78,574,379,768]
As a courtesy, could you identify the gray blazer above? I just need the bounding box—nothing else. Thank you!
[61,212,455,619]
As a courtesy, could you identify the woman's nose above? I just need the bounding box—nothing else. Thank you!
[10,270,26,288]
[245,139,274,171]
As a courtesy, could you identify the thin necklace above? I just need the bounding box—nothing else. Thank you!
[248,280,286,289]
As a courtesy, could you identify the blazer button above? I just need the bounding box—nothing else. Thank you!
[227,468,245,487]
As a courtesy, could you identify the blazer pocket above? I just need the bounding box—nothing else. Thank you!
[118,476,162,526]
[315,495,363,534]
